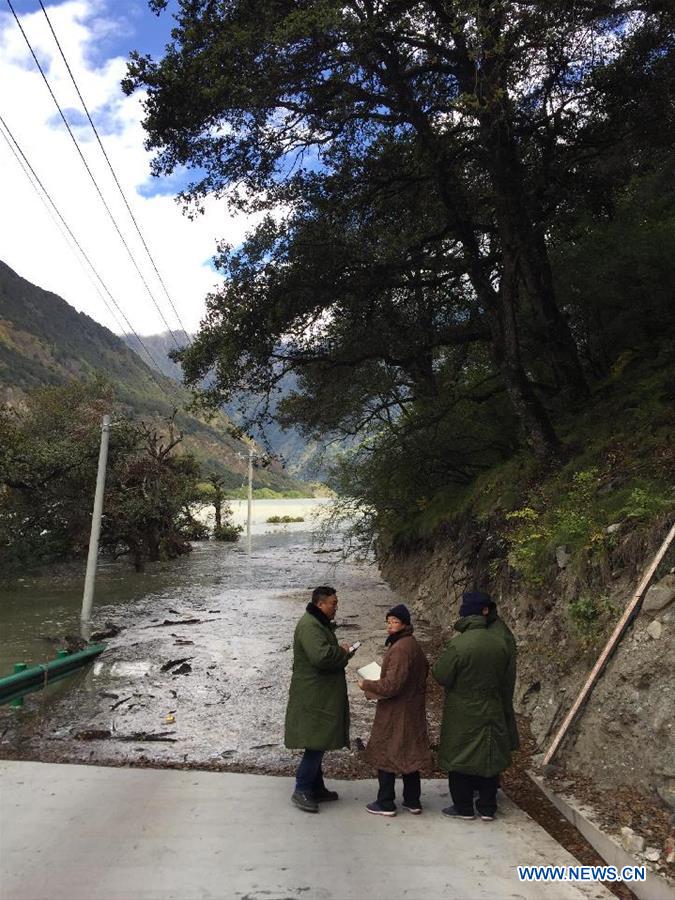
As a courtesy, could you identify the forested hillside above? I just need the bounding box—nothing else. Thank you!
[0,260,304,493]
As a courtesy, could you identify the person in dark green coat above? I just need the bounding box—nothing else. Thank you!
[432,591,513,821]
[486,601,519,751]
[284,585,352,813]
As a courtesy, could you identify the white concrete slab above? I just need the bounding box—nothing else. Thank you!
[0,761,613,900]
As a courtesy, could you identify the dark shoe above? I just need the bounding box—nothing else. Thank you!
[313,786,339,802]
[441,805,475,820]
[291,790,319,813]
[402,804,423,815]
[479,812,496,821]
[366,801,396,817]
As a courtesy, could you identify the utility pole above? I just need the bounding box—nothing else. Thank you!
[80,415,111,640]
[246,444,253,555]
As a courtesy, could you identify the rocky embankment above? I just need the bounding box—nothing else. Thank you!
[380,519,675,875]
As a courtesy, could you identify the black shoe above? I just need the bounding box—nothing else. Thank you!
[291,790,319,813]
[479,811,496,821]
[366,801,397,817]
[314,786,339,802]
[441,805,475,820]
[402,803,423,814]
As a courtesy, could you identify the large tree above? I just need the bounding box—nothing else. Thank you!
[125,0,671,455]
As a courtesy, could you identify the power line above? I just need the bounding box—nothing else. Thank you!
[0,123,129,336]
[5,0,184,352]
[37,0,192,346]
[0,111,182,404]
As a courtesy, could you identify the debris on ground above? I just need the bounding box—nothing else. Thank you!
[160,657,194,673]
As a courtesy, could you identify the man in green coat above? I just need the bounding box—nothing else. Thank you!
[486,599,519,751]
[432,591,513,821]
[284,585,352,813]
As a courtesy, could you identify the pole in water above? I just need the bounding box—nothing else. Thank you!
[80,414,111,640]
[247,445,253,555]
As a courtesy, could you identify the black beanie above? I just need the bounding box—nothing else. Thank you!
[386,604,411,625]
[459,591,492,618]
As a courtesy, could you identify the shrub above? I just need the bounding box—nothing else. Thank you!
[568,593,616,641]
[266,515,305,523]
[213,523,243,542]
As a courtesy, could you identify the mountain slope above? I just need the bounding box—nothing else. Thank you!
[0,260,305,493]
[122,330,349,479]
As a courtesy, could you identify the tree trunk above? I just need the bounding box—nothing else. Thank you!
[489,258,560,458]
[214,497,222,529]
[376,43,560,455]
[491,159,589,402]
[476,48,589,403]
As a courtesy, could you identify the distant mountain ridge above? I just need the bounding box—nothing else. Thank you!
[0,260,305,493]
[122,330,345,480]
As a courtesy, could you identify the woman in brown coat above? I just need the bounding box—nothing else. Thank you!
[357,604,433,816]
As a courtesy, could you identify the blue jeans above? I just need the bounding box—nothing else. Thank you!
[295,749,326,794]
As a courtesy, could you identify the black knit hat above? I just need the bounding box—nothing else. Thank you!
[459,591,492,618]
[386,604,411,625]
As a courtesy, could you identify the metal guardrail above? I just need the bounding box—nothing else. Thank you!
[0,643,106,706]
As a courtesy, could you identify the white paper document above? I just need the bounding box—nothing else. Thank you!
[357,661,381,681]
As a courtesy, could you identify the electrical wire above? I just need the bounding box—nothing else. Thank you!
[37,0,192,346]
[0,123,129,336]
[0,111,184,406]
[5,0,185,352]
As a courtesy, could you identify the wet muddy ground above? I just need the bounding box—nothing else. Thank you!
[0,532,432,774]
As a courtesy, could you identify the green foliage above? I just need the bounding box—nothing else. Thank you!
[505,507,550,588]
[568,593,617,642]
[503,448,673,588]
[266,515,304,523]
[227,486,309,499]
[212,523,242,542]
[621,487,670,522]
[0,380,209,574]
[103,421,205,570]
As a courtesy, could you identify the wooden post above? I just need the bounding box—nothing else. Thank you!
[543,521,675,766]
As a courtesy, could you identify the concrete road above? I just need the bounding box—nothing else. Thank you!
[0,761,612,900]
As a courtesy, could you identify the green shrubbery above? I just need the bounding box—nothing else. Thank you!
[567,593,617,641]
[504,463,672,590]
[266,515,305,523]
[212,523,243,542]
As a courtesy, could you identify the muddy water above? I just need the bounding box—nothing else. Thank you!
[0,515,430,775]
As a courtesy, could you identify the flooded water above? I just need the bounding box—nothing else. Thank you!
[0,500,431,775]
[0,499,333,677]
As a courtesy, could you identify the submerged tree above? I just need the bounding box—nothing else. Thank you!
[0,381,206,574]
[103,421,205,571]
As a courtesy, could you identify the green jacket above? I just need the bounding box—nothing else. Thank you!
[487,610,520,751]
[432,615,512,777]
[284,606,350,751]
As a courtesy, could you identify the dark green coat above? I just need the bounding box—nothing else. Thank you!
[487,611,520,751]
[432,615,512,778]
[284,608,350,751]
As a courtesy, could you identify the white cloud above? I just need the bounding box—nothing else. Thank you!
[0,0,253,337]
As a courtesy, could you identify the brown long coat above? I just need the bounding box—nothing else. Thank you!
[361,629,433,774]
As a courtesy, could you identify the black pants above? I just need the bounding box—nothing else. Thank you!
[295,749,325,794]
[448,771,498,817]
[377,769,421,811]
